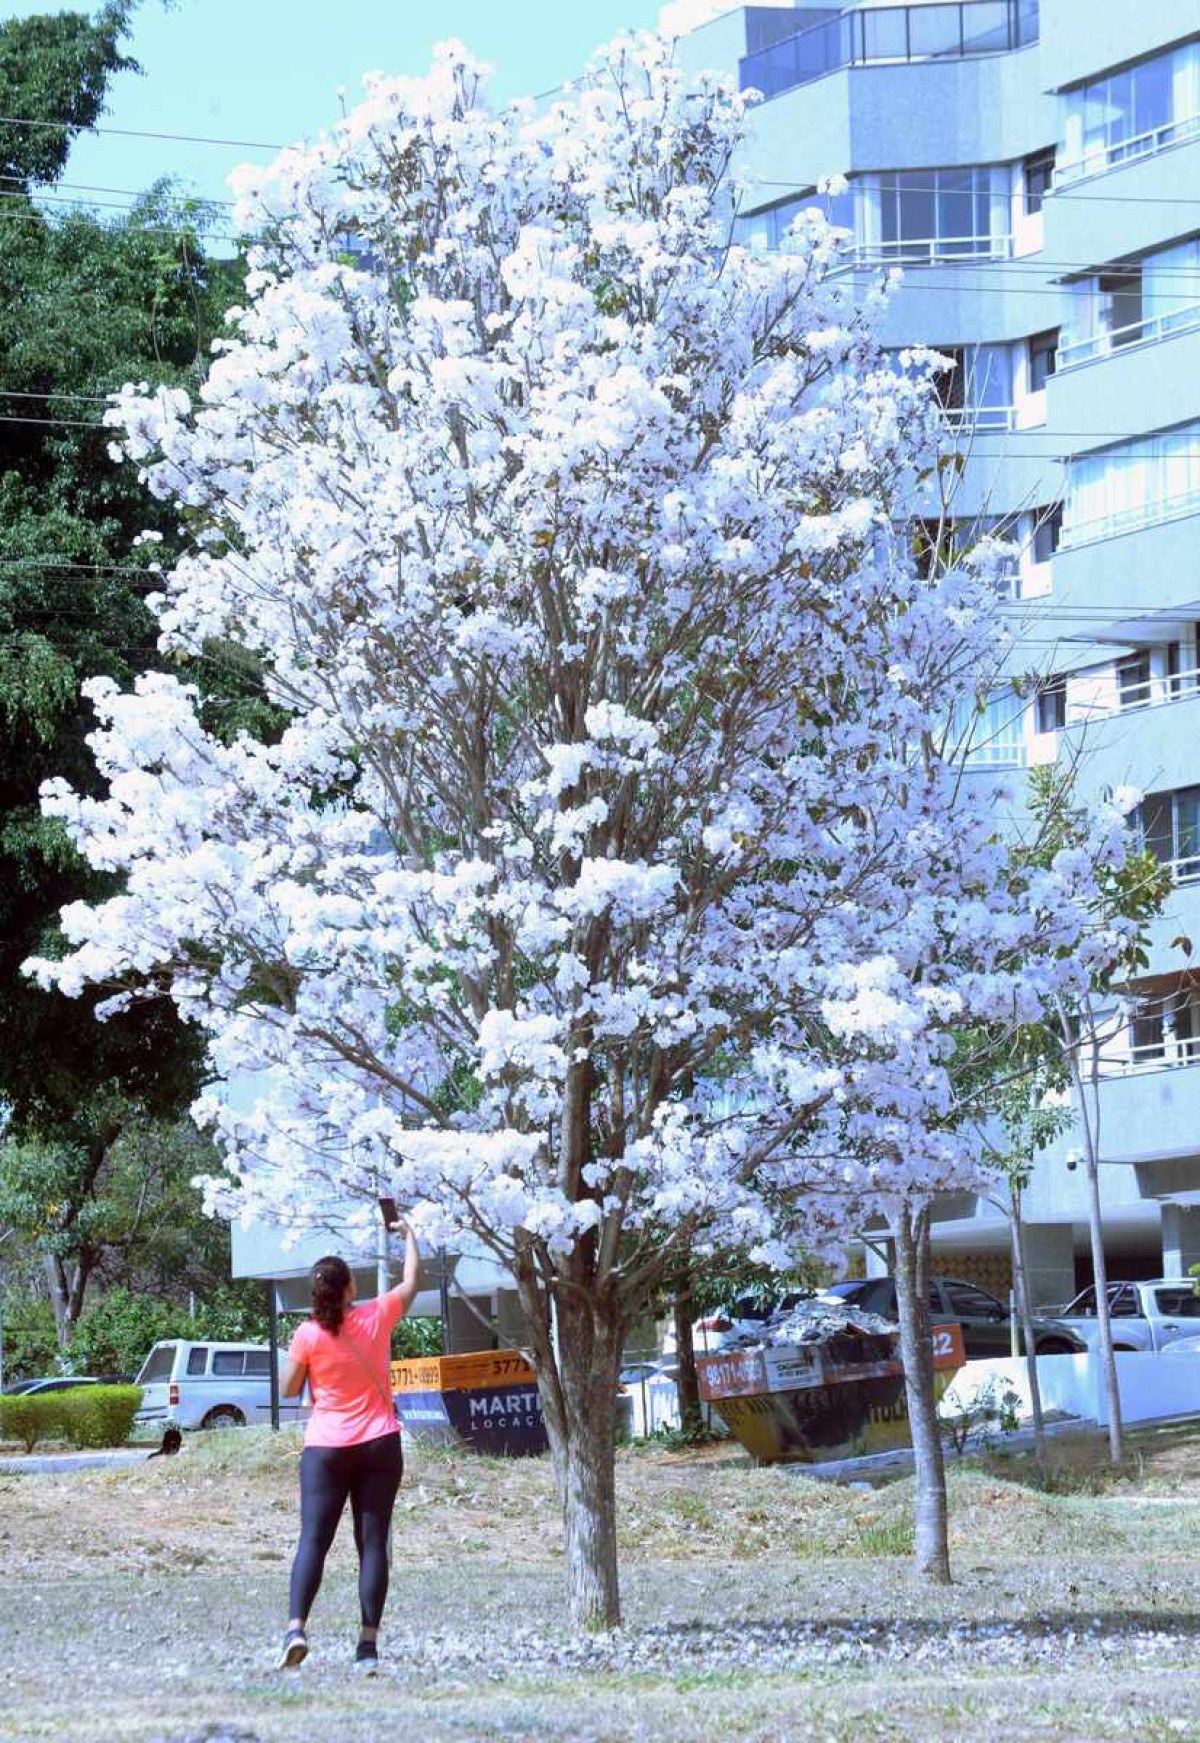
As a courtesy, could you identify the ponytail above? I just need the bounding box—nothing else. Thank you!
[311,1255,352,1335]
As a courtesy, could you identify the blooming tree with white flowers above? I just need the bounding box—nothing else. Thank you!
[29,37,1133,1627]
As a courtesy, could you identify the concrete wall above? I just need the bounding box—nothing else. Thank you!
[1049,325,1200,462]
[945,1348,1200,1429]
[1052,509,1200,624]
[1039,3,1200,93]
[1046,136,1200,265]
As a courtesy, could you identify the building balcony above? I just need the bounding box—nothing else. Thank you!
[1087,1058,1200,1167]
[734,32,1055,193]
[1060,485,1200,553]
[1051,317,1200,453]
[1044,131,1200,268]
[1050,509,1200,631]
[939,438,1064,520]
[1038,2,1200,96]
[1058,303,1200,375]
[739,0,1039,104]
[1055,112,1200,192]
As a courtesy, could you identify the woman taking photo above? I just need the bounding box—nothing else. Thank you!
[277,1219,420,1673]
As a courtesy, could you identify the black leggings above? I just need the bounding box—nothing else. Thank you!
[288,1431,402,1629]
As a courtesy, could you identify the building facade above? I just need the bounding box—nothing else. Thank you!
[678,0,1200,1304]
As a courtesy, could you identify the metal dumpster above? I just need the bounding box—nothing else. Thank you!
[697,1318,965,1464]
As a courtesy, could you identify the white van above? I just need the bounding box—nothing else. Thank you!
[134,1340,310,1431]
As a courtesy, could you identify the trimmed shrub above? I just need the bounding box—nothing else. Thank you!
[0,1386,140,1453]
[0,1393,53,1453]
[59,1385,141,1449]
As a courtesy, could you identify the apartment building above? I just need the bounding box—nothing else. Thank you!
[678,0,1200,1305]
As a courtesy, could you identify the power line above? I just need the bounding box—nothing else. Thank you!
[744,175,1200,210]
[0,113,283,151]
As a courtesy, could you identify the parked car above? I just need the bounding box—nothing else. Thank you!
[1,1375,106,1397]
[661,1293,811,1357]
[816,1277,1087,1359]
[134,1340,310,1431]
[1043,1278,1200,1353]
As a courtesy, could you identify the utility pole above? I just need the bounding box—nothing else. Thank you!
[0,1230,14,1395]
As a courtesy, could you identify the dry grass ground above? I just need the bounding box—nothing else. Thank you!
[2,1425,1200,1741]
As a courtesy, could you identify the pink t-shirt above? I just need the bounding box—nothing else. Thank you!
[288,1289,407,1448]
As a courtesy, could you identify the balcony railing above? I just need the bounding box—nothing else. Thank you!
[739,1,1039,103]
[1058,300,1200,370]
[1098,1035,1200,1077]
[1056,110,1200,189]
[943,403,1017,433]
[856,232,1012,267]
[1066,666,1200,726]
[1061,484,1200,549]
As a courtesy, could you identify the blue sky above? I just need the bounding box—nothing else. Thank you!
[8,0,662,229]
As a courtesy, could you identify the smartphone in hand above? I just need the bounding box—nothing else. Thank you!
[378,1195,400,1230]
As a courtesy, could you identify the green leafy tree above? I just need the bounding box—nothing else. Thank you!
[0,5,256,1338]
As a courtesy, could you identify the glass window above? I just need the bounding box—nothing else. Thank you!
[1036,676,1066,734]
[955,690,1026,766]
[1063,42,1200,180]
[1117,651,1151,709]
[959,2,1011,56]
[1131,1002,1165,1061]
[1145,238,1200,336]
[878,167,1004,260]
[1154,1286,1200,1318]
[1109,1284,1145,1318]
[943,1282,1004,1318]
[1138,787,1200,879]
[861,8,909,63]
[1173,993,1200,1058]
[245,1351,272,1375]
[734,186,855,253]
[137,1344,177,1384]
[186,1347,209,1376]
[1139,792,1175,865]
[1023,150,1054,215]
[1065,420,1200,542]
[1028,329,1058,392]
[1178,789,1200,872]
[211,1351,246,1377]
[1032,503,1062,562]
[910,6,963,61]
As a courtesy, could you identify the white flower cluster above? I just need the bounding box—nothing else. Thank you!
[29,37,1128,1294]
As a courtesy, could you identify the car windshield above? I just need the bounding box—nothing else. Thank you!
[821,1282,872,1301]
[137,1344,177,1384]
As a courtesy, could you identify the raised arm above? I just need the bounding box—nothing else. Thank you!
[387,1218,421,1318]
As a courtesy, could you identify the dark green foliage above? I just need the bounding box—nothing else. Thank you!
[0,4,135,190]
[63,1286,271,1379]
[0,1289,58,1380]
[1,1280,271,1383]
[0,6,272,1340]
[392,1316,443,1359]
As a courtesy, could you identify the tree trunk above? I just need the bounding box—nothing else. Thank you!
[891,1203,951,1584]
[44,1254,70,1350]
[1009,1182,1046,1469]
[1062,1007,1123,1464]
[1083,1143,1123,1464]
[66,1253,93,1328]
[515,1255,624,1632]
[672,1276,704,1441]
